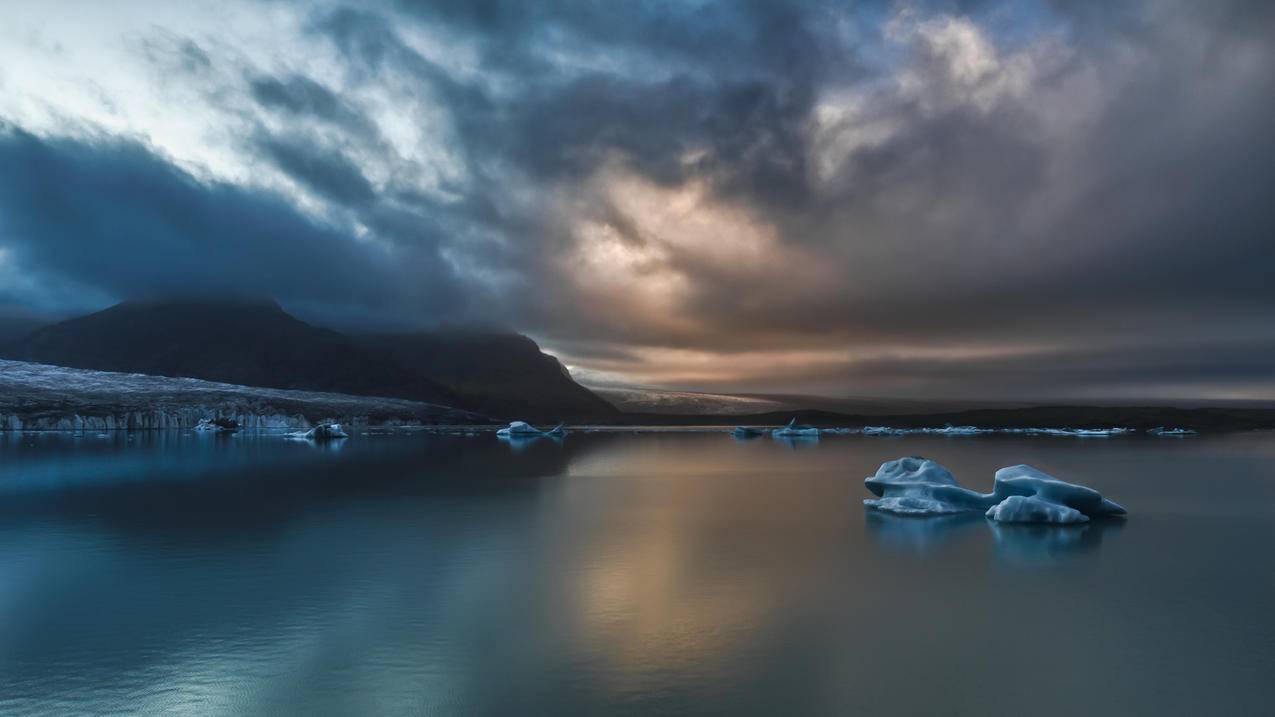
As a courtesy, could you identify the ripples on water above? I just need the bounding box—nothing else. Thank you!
[0,430,1273,715]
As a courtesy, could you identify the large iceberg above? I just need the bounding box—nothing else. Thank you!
[863,457,1125,524]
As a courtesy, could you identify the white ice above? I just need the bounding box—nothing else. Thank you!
[496,421,566,438]
[985,495,1086,524]
[772,418,820,438]
[291,423,348,440]
[858,426,1134,437]
[1148,427,1197,436]
[863,457,1126,524]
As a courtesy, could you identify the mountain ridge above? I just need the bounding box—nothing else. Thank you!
[1,298,616,421]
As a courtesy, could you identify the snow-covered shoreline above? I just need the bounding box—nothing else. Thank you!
[0,359,485,431]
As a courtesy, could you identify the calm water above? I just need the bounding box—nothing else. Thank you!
[1,430,1273,716]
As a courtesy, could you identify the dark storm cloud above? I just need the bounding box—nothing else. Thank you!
[713,336,1275,400]
[2,0,1273,398]
[0,125,471,321]
[248,73,378,137]
[255,132,376,207]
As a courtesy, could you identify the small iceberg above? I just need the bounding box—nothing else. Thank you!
[863,457,1125,524]
[496,421,566,439]
[1148,427,1196,436]
[862,426,905,436]
[731,426,766,439]
[194,417,238,432]
[289,423,348,441]
[772,418,820,438]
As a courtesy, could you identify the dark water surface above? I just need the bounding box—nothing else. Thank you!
[1,430,1273,716]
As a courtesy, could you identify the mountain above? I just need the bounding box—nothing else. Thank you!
[0,308,52,348]
[2,298,616,421]
[3,298,458,405]
[355,331,618,421]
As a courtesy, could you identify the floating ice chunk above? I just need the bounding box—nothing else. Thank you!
[1148,427,1196,436]
[299,423,348,440]
[496,421,566,439]
[992,464,1126,517]
[929,425,986,435]
[194,417,238,432]
[497,421,538,437]
[863,457,993,515]
[772,418,819,438]
[862,458,1125,523]
[985,495,1087,524]
[862,426,905,436]
[732,426,766,439]
[858,426,1136,437]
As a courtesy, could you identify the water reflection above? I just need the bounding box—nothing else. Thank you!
[1,431,1272,715]
[498,433,564,452]
[866,510,1125,564]
[865,511,985,554]
[988,519,1124,565]
[771,434,820,450]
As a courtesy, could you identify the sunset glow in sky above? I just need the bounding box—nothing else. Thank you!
[1,0,1272,399]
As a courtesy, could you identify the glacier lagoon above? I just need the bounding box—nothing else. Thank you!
[0,430,1273,715]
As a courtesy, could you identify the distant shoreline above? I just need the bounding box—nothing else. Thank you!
[5,359,1275,433]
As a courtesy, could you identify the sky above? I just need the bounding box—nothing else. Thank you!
[0,0,1272,401]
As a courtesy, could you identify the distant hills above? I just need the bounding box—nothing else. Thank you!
[1,298,617,421]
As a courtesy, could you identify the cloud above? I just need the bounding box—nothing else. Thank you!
[0,0,1272,398]
[0,125,474,323]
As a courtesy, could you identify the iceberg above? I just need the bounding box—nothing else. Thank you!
[863,457,1126,524]
[496,421,566,438]
[193,417,238,432]
[863,457,993,515]
[858,426,1132,437]
[990,464,1126,519]
[772,418,820,438]
[731,426,766,439]
[293,423,348,441]
[1148,427,1196,436]
[862,426,906,436]
[985,495,1086,524]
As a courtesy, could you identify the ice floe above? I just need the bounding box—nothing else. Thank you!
[863,457,1125,524]
[1147,427,1197,436]
[496,421,566,439]
[772,418,820,438]
[731,426,766,439]
[193,417,238,432]
[288,423,349,441]
[856,426,1135,437]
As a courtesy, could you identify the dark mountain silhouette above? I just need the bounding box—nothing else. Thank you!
[2,298,618,419]
[3,298,461,406]
[355,331,618,421]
